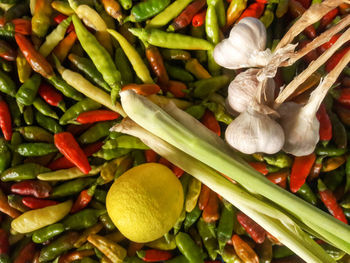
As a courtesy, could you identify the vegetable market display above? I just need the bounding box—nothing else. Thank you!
[0,0,349,262]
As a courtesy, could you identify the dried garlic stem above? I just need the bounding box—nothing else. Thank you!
[275,0,346,50]
[284,14,350,66]
[274,26,350,107]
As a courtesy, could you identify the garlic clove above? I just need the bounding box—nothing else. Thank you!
[213,17,270,69]
[278,102,319,157]
[225,108,285,154]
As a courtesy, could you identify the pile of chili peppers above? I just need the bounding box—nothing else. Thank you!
[0,0,349,262]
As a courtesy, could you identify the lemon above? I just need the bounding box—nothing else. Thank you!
[106,163,184,243]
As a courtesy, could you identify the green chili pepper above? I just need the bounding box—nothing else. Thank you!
[60,98,101,125]
[131,149,146,166]
[190,25,207,64]
[103,135,148,150]
[217,201,234,252]
[17,126,53,143]
[315,146,347,156]
[129,28,214,51]
[0,138,10,173]
[72,15,122,99]
[39,232,79,262]
[273,245,294,259]
[0,57,12,73]
[165,63,194,82]
[175,232,203,263]
[296,183,318,206]
[257,239,273,263]
[7,194,28,213]
[0,68,16,97]
[118,0,132,10]
[184,205,202,231]
[37,165,101,181]
[161,49,191,61]
[1,163,50,181]
[23,106,33,125]
[4,0,29,20]
[174,209,186,235]
[93,148,131,161]
[63,209,106,231]
[48,75,84,101]
[323,168,344,191]
[126,0,171,22]
[260,3,274,28]
[114,155,133,179]
[68,53,111,92]
[78,121,115,144]
[35,111,63,134]
[33,97,59,120]
[32,223,65,244]
[276,0,288,18]
[114,47,134,85]
[193,75,230,99]
[232,207,245,235]
[50,178,96,198]
[5,96,21,127]
[203,102,232,125]
[328,111,347,149]
[185,105,206,119]
[94,188,107,203]
[263,153,292,168]
[99,213,117,231]
[205,4,220,46]
[197,218,217,260]
[15,142,57,156]
[10,131,23,167]
[166,255,190,263]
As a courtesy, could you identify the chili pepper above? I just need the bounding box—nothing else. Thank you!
[319,34,341,54]
[72,15,122,99]
[0,229,9,255]
[15,73,41,106]
[168,80,187,98]
[0,140,10,175]
[33,97,59,119]
[185,177,201,212]
[0,40,15,61]
[35,111,63,134]
[328,110,347,149]
[316,103,332,143]
[16,126,52,143]
[164,63,194,83]
[5,96,21,127]
[184,205,202,231]
[198,184,210,210]
[32,0,52,37]
[264,153,292,169]
[51,1,74,15]
[248,162,269,175]
[63,209,105,231]
[330,87,350,107]
[16,49,31,84]
[221,246,242,263]
[185,58,210,79]
[22,106,32,126]
[122,83,160,96]
[13,241,35,263]
[319,8,339,31]
[295,183,318,205]
[135,249,172,262]
[0,57,11,73]
[73,223,104,249]
[8,194,30,213]
[168,0,205,31]
[78,121,114,145]
[70,187,95,213]
[146,45,169,88]
[131,150,146,167]
[192,9,206,27]
[126,0,170,22]
[15,34,54,79]
[127,242,144,257]
[226,0,247,28]
[4,0,30,21]
[0,188,20,218]
[289,1,316,39]
[238,1,265,21]
[318,179,348,224]
[326,46,350,73]
[49,74,84,102]
[175,232,203,263]
[260,3,274,28]
[53,31,77,62]
[99,212,117,231]
[289,153,316,193]
[161,49,191,61]
[10,131,23,167]
[200,109,220,136]
[0,68,16,97]
[217,202,234,251]
[60,98,101,125]
[58,249,95,263]
[273,245,294,259]
[50,178,96,198]
[21,196,58,209]
[39,231,79,262]
[94,147,131,161]
[37,82,65,111]
[76,110,119,124]
[237,212,266,244]
[202,190,219,223]
[114,48,133,86]
[11,200,72,233]
[266,171,288,188]
[15,142,57,157]
[101,0,123,23]
[0,97,12,141]
[130,28,214,51]
[1,163,50,182]
[322,156,346,172]
[197,218,217,260]
[232,235,259,263]
[88,234,127,262]
[323,168,344,192]
[193,75,229,99]
[11,180,51,199]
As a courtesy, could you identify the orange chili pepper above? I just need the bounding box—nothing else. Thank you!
[167,80,187,98]
[0,188,20,218]
[172,165,184,178]
[202,190,219,222]
[198,184,210,210]
[266,171,288,189]
[192,9,207,27]
[232,235,259,263]
[12,19,32,35]
[145,46,169,89]
[53,31,77,62]
[200,110,220,136]
[101,0,124,23]
[121,83,161,96]
[76,110,120,124]
[238,1,265,21]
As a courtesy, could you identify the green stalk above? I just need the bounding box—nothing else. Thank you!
[120,90,350,253]
[113,118,335,263]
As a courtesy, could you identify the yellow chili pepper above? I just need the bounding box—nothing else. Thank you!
[32,0,53,37]
[185,58,211,79]
[74,222,104,248]
[185,177,202,212]
[322,156,346,172]
[226,0,247,28]
[37,166,102,181]
[104,231,126,243]
[88,234,127,263]
[51,1,75,15]
[16,50,32,83]
[11,200,72,233]
[100,158,122,184]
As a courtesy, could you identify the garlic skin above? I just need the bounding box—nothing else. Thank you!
[213,17,270,69]
[278,102,320,156]
[225,108,285,154]
[226,69,275,113]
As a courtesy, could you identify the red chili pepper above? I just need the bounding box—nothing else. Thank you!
[0,97,12,141]
[202,190,219,223]
[66,123,93,136]
[70,189,93,213]
[326,46,350,72]
[237,212,266,244]
[298,40,318,64]
[0,229,9,255]
[13,242,36,263]
[22,197,58,209]
[54,132,91,174]
[295,0,311,9]
[319,8,339,31]
[11,180,52,198]
[201,110,220,136]
[48,141,103,170]
[238,1,265,21]
[38,82,65,109]
[331,87,350,106]
[145,149,159,163]
[266,171,288,189]
[12,19,32,35]
[0,40,16,61]
[15,33,54,78]
[290,153,316,193]
[58,250,95,263]
[318,179,348,224]
[167,80,187,98]
[158,157,173,169]
[288,0,316,39]
[192,9,206,27]
[145,46,169,89]
[53,14,74,34]
[198,184,210,210]
[248,162,268,175]
[170,0,206,31]
[136,249,172,262]
[172,165,184,178]
[316,104,332,142]
[231,235,259,263]
[319,34,341,53]
[76,110,120,124]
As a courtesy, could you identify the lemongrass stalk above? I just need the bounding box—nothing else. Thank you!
[112,119,335,263]
[120,90,350,253]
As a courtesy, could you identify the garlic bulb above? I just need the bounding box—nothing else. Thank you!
[226,68,275,113]
[213,17,270,69]
[225,107,285,154]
